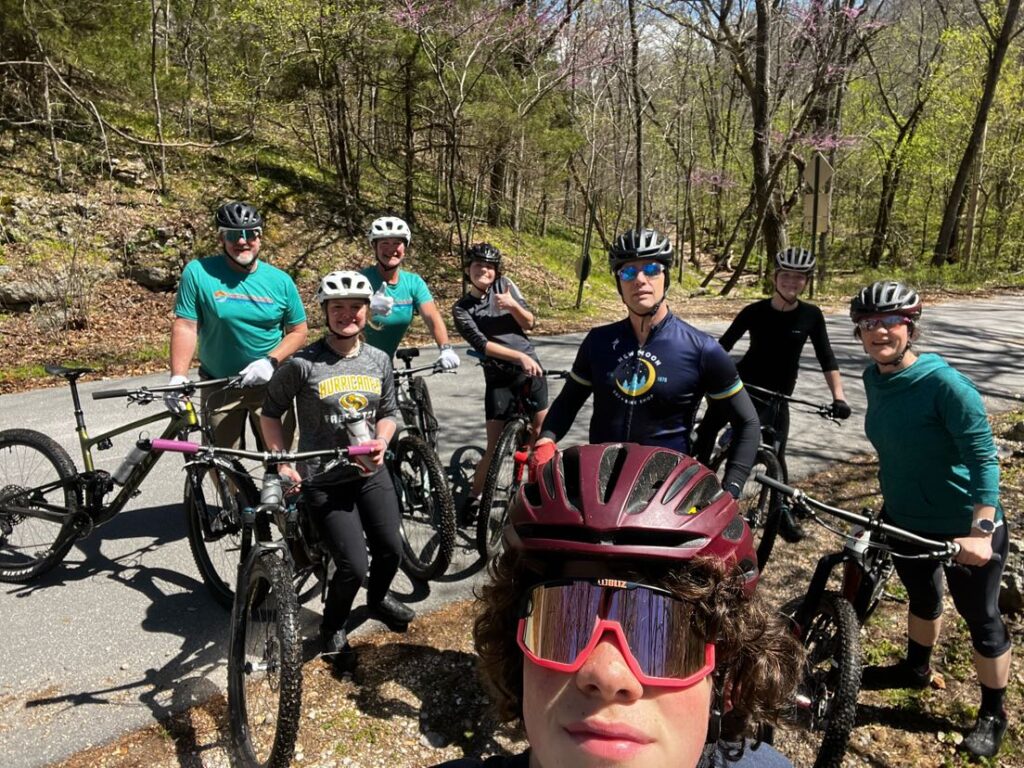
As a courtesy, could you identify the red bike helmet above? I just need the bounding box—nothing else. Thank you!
[506,443,759,595]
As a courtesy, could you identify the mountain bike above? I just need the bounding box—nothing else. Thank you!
[0,365,256,607]
[754,472,968,768]
[389,348,456,581]
[151,437,375,768]
[467,351,570,558]
[706,382,841,570]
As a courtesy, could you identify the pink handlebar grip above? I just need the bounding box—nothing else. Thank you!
[150,438,201,454]
[346,444,376,456]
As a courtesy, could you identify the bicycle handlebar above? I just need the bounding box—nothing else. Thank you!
[148,438,376,461]
[394,362,447,377]
[466,348,571,379]
[745,382,840,422]
[92,376,240,401]
[753,472,963,560]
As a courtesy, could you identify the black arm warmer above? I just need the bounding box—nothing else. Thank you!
[719,388,760,496]
[538,377,591,443]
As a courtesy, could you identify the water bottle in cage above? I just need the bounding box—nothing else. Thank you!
[112,440,149,485]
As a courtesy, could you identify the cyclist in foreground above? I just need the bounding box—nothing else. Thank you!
[261,270,414,674]
[530,228,759,499]
[430,443,799,767]
[360,215,460,371]
[851,280,1010,759]
[693,246,850,541]
[451,243,548,521]
[166,201,308,447]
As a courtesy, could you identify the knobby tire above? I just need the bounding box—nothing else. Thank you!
[0,429,80,583]
[712,446,782,571]
[799,591,861,768]
[185,460,258,609]
[477,419,528,559]
[228,550,302,768]
[396,435,455,581]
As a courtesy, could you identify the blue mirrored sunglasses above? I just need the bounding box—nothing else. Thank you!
[617,262,665,281]
[220,227,262,243]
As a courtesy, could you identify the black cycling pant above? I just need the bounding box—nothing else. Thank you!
[695,394,789,466]
[890,521,1011,658]
[302,469,403,634]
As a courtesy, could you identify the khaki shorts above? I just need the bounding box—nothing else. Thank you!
[199,382,296,450]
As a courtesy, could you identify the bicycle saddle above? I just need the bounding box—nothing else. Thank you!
[395,347,420,363]
[45,364,94,380]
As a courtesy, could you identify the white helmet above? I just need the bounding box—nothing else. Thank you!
[368,216,411,245]
[316,271,374,304]
[775,246,815,274]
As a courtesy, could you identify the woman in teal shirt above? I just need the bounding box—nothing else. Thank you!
[852,280,1010,760]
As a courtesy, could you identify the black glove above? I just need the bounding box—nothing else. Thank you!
[830,399,852,420]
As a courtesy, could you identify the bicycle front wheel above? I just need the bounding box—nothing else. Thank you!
[713,446,783,571]
[794,591,861,768]
[185,460,258,609]
[477,419,529,559]
[228,550,302,768]
[0,429,80,583]
[395,435,455,581]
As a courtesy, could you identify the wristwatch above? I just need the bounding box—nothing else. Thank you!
[972,518,995,535]
[267,355,280,370]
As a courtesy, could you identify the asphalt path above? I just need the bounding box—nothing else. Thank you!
[1,295,1022,767]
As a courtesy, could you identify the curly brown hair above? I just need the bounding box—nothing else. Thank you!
[473,550,801,741]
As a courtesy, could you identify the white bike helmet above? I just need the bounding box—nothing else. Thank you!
[316,271,374,304]
[774,246,815,274]
[368,216,411,245]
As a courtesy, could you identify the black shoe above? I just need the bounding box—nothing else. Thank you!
[458,496,480,527]
[961,712,1008,758]
[778,506,806,543]
[368,593,415,632]
[320,628,357,674]
[860,661,934,691]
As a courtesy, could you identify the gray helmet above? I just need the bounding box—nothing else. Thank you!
[775,246,815,274]
[215,201,263,229]
[850,280,922,322]
[463,242,502,269]
[608,228,674,274]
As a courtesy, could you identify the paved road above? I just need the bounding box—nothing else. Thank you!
[1,295,1022,767]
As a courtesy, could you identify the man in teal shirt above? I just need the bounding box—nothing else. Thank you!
[360,215,460,368]
[166,201,308,448]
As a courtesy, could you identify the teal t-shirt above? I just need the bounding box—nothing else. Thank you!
[174,255,307,378]
[360,267,434,357]
[863,353,1002,535]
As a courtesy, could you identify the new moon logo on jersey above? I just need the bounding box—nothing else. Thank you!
[614,357,657,397]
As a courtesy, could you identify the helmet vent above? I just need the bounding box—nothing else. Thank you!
[675,477,723,515]
[625,450,682,515]
[661,463,702,505]
[723,513,745,542]
[560,450,582,514]
[597,445,628,504]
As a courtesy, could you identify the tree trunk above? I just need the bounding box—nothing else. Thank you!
[627,0,643,228]
[42,68,64,189]
[403,42,419,225]
[960,121,987,269]
[150,0,167,195]
[933,0,1020,266]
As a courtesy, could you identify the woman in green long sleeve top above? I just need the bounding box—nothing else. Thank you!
[852,280,1010,760]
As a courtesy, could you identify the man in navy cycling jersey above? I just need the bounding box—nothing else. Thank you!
[530,228,759,498]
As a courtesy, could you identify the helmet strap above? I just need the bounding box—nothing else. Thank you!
[773,286,799,309]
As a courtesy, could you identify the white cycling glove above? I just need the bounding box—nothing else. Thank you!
[438,346,460,370]
[370,284,394,317]
[239,357,275,386]
[163,374,190,414]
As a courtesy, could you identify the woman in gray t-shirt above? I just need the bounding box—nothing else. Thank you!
[262,270,413,674]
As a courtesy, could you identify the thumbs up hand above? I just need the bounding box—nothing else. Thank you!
[370,282,394,316]
[494,285,519,312]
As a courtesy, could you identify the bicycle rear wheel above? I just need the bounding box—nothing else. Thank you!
[395,435,455,581]
[228,550,302,768]
[477,419,529,559]
[185,460,258,608]
[792,591,861,768]
[0,429,80,583]
[712,446,782,571]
